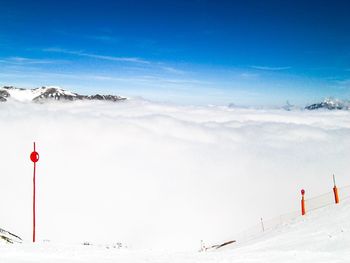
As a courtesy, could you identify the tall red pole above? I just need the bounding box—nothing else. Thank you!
[33,143,36,243]
[301,189,306,216]
[30,142,39,243]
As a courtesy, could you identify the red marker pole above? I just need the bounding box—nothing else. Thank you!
[30,142,39,243]
[333,174,340,204]
[301,189,306,216]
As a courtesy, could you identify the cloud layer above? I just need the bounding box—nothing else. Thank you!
[0,100,350,250]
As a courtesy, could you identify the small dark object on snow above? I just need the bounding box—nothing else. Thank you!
[215,240,236,249]
[203,240,236,251]
[0,227,22,244]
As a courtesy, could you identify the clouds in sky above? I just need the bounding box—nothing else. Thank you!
[250,65,291,71]
[0,57,63,65]
[0,99,350,250]
[0,45,346,106]
[43,47,150,64]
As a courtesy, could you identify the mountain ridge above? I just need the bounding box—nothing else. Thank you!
[305,97,349,110]
[0,86,126,103]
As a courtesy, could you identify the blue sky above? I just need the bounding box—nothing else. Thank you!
[1,0,350,105]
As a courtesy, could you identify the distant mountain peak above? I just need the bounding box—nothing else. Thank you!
[0,86,126,103]
[305,97,349,110]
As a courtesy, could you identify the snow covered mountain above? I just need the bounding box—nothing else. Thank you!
[0,86,126,103]
[305,98,350,110]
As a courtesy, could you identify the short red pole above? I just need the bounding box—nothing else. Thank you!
[301,189,306,216]
[30,142,40,243]
[333,187,339,204]
[333,174,339,204]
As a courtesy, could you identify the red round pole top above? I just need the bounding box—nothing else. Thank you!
[301,189,305,195]
[30,151,39,163]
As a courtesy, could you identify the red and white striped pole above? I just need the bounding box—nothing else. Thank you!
[30,142,39,243]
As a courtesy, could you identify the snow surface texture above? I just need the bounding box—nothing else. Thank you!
[1,199,349,262]
[1,99,350,252]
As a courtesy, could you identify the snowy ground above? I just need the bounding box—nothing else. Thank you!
[1,199,349,262]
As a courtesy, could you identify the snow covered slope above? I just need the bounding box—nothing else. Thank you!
[0,199,349,262]
[0,86,72,102]
[224,199,350,262]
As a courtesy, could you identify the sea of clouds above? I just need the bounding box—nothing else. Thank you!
[1,99,350,250]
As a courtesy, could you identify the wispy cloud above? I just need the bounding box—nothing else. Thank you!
[251,65,291,71]
[161,66,186,75]
[0,56,63,65]
[240,72,259,79]
[43,47,150,64]
[0,69,208,91]
[334,78,350,87]
[85,35,120,43]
